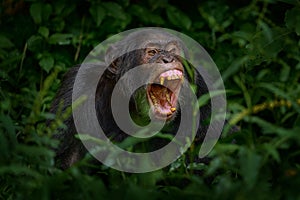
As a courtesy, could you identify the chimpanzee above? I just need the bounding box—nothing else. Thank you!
[50,28,227,170]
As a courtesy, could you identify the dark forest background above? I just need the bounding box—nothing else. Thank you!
[0,0,300,199]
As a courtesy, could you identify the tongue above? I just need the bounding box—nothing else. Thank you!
[151,85,172,110]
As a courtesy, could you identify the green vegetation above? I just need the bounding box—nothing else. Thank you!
[1,0,300,199]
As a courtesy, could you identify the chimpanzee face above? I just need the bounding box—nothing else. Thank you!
[104,31,189,124]
[143,41,184,120]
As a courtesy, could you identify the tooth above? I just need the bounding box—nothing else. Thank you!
[167,76,171,80]
[160,77,165,85]
[153,98,158,103]
[171,107,176,112]
[166,93,171,103]
[150,93,158,105]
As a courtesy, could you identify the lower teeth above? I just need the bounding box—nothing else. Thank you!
[150,90,175,115]
[166,93,171,105]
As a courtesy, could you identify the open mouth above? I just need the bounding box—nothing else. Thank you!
[147,69,183,120]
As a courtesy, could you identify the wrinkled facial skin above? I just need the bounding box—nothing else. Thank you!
[139,44,184,122]
[114,40,186,123]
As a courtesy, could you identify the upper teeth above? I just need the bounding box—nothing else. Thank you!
[160,77,164,85]
[159,70,183,85]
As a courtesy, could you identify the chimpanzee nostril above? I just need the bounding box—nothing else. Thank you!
[162,56,174,63]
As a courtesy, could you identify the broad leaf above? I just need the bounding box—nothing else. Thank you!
[89,5,106,27]
[166,6,192,30]
[285,7,300,35]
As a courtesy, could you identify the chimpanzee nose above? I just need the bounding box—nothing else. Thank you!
[162,55,174,63]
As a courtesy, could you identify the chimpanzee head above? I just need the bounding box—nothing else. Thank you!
[102,29,193,123]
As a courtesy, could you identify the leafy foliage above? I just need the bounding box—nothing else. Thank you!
[0,0,300,199]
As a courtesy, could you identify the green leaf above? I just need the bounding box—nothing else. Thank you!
[263,144,280,162]
[0,114,16,136]
[30,3,42,24]
[148,0,168,9]
[246,116,295,136]
[221,56,249,82]
[38,27,49,38]
[41,4,52,22]
[239,148,262,188]
[257,83,295,107]
[53,1,65,15]
[52,17,65,32]
[166,6,192,30]
[280,62,290,82]
[129,5,164,25]
[249,28,289,59]
[103,2,127,20]
[27,35,44,52]
[0,165,41,178]
[30,3,52,24]
[198,90,227,108]
[49,33,73,45]
[89,5,106,27]
[285,7,300,35]
[0,35,14,49]
[233,75,251,108]
[296,62,300,69]
[39,55,54,73]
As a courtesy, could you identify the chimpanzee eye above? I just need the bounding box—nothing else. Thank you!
[166,42,180,55]
[147,49,157,56]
